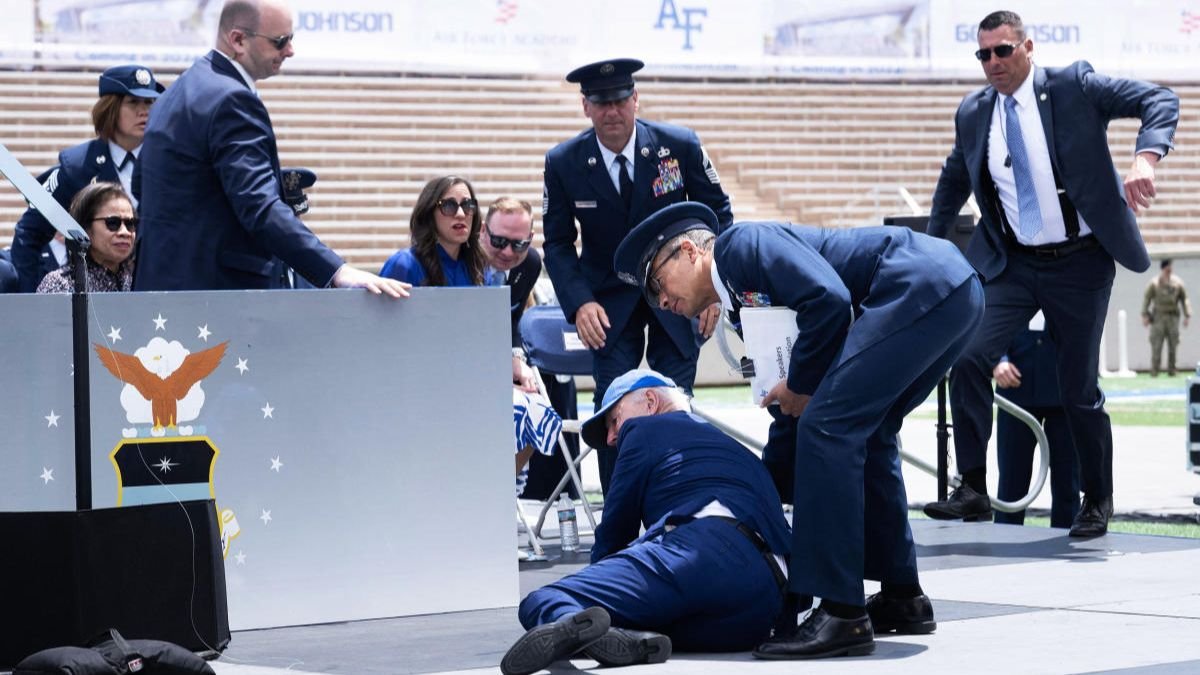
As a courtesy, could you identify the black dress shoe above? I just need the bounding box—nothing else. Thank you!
[922,484,992,521]
[500,606,611,675]
[583,627,672,667]
[1069,495,1113,538]
[752,607,874,660]
[866,593,936,634]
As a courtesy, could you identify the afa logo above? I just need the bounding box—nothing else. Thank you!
[95,336,242,558]
[655,0,707,51]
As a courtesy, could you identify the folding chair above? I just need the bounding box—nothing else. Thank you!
[517,305,599,541]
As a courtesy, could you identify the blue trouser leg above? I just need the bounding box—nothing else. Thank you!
[762,408,797,505]
[995,407,1081,527]
[790,278,984,605]
[1043,410,1081,527]
[995,409,1035,525]
[518,518,781,652]
[591,302,696,493]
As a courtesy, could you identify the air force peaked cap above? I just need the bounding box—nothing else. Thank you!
[281,168,317,216]
[566,58,644,103]
[99,65,165,98]
[580,369,678,450]
[614,201,719,292]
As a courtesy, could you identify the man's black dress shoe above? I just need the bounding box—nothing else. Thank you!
[1069,495,1113,538]
[584,627,672,667]
[922,484,992,521]
[866,593,937,634]
[752,607,874,660]
[500,606,611,675]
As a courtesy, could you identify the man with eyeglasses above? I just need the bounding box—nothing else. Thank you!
[542,57,732,495]
[613,201,984,659]
[134,0,408,297]
[923,10,1179,537]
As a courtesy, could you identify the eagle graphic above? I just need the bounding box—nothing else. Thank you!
[93,340,229,430]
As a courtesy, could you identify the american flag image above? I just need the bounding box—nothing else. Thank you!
[496,0,519,24]
[1181,9,1200,34]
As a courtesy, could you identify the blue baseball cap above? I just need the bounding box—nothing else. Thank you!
[566,58,644,103]
[614,201,718,302]
[580,369,677,449]
[99,65,165,99]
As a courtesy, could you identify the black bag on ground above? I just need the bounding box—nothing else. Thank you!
[14,629,214,675]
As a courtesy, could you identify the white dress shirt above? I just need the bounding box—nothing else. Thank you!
[107,140,140,209]
[986,65,1093,246]
[596,131,637,194]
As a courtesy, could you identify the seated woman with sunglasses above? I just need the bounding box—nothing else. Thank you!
[36,182,137,294]
[380,176,491,287]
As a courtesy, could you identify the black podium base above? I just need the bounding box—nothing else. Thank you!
[0,499,230,668]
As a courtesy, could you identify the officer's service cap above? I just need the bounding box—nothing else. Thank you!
[281,168,317,216]
[614,201,718,294]
[99,65,165,99]
[581,369,678,449]
[566,58,644,103]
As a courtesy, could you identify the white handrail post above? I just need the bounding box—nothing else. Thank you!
[1116,309,1136,377]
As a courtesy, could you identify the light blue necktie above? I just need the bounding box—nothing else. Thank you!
[1004,96,1043,239]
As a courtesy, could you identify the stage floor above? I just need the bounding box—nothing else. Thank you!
[208,518,1200,675]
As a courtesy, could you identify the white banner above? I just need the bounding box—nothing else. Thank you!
[0,0,1193,80]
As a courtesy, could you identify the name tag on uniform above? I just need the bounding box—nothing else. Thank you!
[574,200,597,209]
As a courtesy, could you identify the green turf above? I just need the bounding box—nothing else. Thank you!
[909,510,1200,539]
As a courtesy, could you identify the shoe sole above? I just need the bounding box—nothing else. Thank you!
[584,630,672,666]
[500,606,611,675]
[753,640,876,660]
[923,506,992,522]
[873,620,937,635]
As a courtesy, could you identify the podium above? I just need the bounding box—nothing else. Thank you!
[0,500,229,668]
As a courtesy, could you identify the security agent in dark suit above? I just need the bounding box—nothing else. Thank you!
[542,57,732,494]
[502,369,790,675]
[994,324,1080,528]
[615,202,985,659]
[922,11,1178,537]
[133,0,407,297]
[10,64,163,292]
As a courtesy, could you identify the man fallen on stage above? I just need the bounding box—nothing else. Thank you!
[500,369,791,675]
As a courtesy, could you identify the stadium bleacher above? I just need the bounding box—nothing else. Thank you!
[2,68,1196,272]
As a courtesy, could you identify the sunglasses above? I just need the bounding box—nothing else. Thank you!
[645,245,682,301]
[974,43,1019,62]
[237,27,294,51]
[437,198,478,217]
[484,225,532,253]
[93,215,138,232]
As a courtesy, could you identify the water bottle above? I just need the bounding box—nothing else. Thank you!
[557,494,580,552]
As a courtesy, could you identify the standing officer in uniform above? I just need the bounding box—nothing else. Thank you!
[10,64,163,292]
[614,202,984,659]
[993,321,1080,527]
[1142,259,1191,376]
[541,57,732,493]
[922,11,1178,537]
[134,0,405,296]
[502,369,790,675]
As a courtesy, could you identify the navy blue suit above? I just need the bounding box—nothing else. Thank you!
[542,118,731,490]
[715,222,983,606]
[134,51,342,291]
[995,329,1080,528]
[928,61,1178,499]
[519,411,789,651]
[10,139,120,292]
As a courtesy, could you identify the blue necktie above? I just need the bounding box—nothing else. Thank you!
[1004,96,1043,239]
[616,155,633,212]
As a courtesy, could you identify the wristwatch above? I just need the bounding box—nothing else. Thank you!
[512,347,527,363]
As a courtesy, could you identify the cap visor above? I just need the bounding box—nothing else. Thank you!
[585,86,635,103]
[124,87,162,99]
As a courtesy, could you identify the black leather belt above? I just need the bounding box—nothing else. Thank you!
[1009,236,1100,259]
[710,516,787,591]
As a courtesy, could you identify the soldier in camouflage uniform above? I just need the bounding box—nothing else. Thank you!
[1142,259,1192,376]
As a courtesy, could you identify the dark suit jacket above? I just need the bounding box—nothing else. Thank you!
[10,138,119,292]
[134,51,342,290]
[592,410,791,562]
[928,61,1178,280]
[542,119,732,356]
[505,247,542,348]
[715,223,976,397]
[997,328,1061,409]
